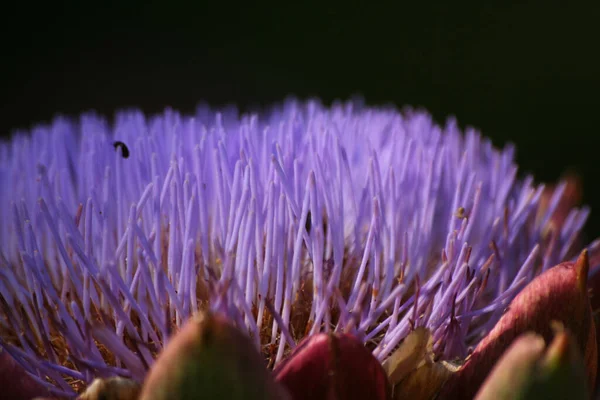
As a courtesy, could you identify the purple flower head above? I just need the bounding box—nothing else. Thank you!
[0,98,595,396]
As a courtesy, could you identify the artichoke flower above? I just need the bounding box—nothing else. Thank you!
[0,98,599,399]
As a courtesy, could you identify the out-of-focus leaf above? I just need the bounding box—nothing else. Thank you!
[473,333,546,400]
[77,377,140,400]
[138,311,290,400]
[474,330,588,400]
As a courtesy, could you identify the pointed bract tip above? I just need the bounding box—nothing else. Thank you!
[575,249,589,291]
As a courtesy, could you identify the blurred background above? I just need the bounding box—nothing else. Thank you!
[2,1,599,238]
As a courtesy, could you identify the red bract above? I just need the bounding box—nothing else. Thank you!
[0,349,50,400]
[588,268,600,311]
[274,333,391,400]
[439,250,597,400]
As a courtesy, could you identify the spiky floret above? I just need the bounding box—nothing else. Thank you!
[0,98,594,396]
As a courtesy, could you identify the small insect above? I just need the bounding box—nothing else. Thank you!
[455,207,466,219]
[113,141,130,158]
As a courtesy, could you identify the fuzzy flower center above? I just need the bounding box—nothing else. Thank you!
[0,99,590,396]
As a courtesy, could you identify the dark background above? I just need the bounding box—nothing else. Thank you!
[2,2,599,238]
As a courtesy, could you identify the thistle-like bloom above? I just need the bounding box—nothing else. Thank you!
[0,98,596,397]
